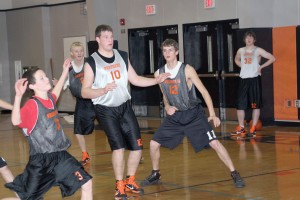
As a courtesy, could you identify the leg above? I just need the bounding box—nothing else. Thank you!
[76,134,87,153]
[251,109,260,126]
[140,140,162,186]
[112,148,125,180]
[76,134,90,165]
[126,150,142,176]
[209,140,235,171]
[209,140,245,188]
[237,109,245,126]
[0,165,14,183]
[150,140,161,170]
[81,179,93,200]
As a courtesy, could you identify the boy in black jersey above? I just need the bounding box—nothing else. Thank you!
[63,42,96,165]
[141,39,245,189]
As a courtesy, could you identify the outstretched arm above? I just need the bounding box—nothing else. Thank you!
[128,60,170,87]
[52,58,72,98]
[12,78,28,126]
[0,99,13,110]
[186,65,220,127]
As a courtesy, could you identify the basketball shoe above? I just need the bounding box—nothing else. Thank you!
[81,152,90,166]
[231,170,245,188]
[115,180,127,200]
[248,126,257,138]
[140,170,161,186]
[125,175,144,195]
[231,125,246,136]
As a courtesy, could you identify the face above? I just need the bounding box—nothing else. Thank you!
[70,46,84,62]
[244,35,255,46]
[162,46,178,62]
[30,70,51,92]
[96,31,114,51]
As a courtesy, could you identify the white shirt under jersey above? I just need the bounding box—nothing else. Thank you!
[155,61,182,78]
[91,49,131,107]
[239,47,261,78]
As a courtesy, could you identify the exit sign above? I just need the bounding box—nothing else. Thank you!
[145,4,156,15]
[204,0,215,9]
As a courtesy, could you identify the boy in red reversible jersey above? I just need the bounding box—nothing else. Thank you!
[7,58,93,200]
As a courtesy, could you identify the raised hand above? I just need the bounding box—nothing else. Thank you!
[63,58,72,71]
[15,78,28,97]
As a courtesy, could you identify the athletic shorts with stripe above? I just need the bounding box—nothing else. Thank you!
[5,151,92,200]
[74,98,96,135]
[236,76,263,110]
[153,104,217,153]
[0,156,7,168]
[94,100,143,151]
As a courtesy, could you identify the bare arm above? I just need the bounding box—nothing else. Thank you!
[257,47,275,72]
[128,59,170,87]
[51,58,71,98]
[234,48,242,68]
[12,78,28,125]
[186,65,220,127]
[81,63,117,99]
[0,99,13,110]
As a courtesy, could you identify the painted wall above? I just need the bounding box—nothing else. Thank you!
[0,12,11,103]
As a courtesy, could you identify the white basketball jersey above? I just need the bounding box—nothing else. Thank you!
[239,47,261,78]
[91,49,131,106]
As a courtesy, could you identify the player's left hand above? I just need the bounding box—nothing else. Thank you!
[155,72,171,84]
[208,116,221,127]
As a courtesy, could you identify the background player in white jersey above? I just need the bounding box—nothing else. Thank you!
[81,24,170,200]
[63,42,96,165]
[233,31,275,137]
[140,39,245,189]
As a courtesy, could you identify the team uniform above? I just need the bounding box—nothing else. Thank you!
[154,62,217,152]
[65,60,96,135]
[86,49,143,151]
[5,93,92,200]
[0,156,7,168]
[237,47,263,110]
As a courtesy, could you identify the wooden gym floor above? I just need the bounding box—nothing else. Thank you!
[0,113,300,200]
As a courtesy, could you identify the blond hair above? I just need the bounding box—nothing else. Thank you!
[70,41,84,51]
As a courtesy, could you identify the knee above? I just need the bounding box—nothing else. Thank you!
[150,140,160,150]
[209,140,221,150]
[82,179,93,192]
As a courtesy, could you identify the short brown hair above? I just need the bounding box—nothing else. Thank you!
[161,39,179,51]
[95,24,113,37]
[243,31,256,43]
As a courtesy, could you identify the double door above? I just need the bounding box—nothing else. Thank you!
[183,19,240,120]
[128,25,178,116]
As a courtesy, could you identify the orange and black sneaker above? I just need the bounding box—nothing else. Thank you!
[231,125,246,136]
[125,175,144,195]
[115,180,127,200]
[248,126,256,138]
[81,152,90,166]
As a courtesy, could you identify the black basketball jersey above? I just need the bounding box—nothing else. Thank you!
[68,60,85,98]
[26,93,71,155]
[159,63,200,111]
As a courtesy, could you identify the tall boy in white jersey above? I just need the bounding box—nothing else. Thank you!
[233,31,275,137]
[140,39,245,189]
[81,24,170,200]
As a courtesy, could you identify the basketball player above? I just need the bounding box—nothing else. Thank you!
[81,24,170,200]
[233,31,275,137]
[63,41,96,165]
[140,39,245,188]
[7,59,93,200]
